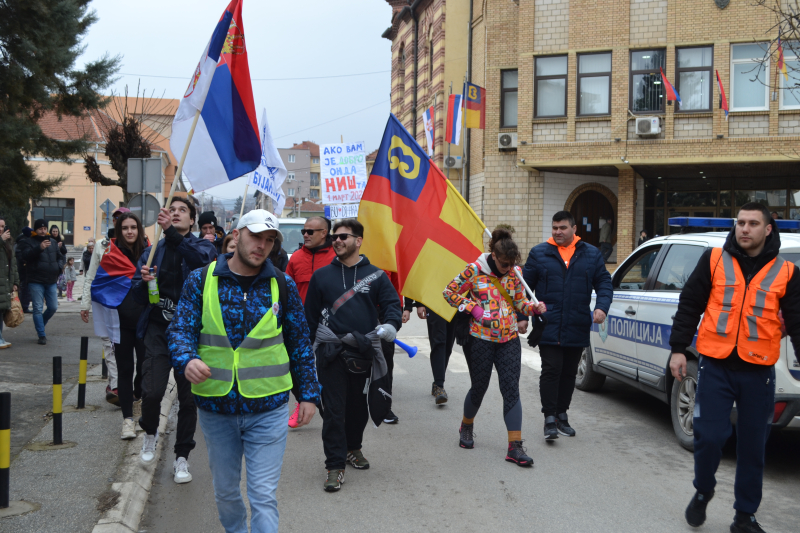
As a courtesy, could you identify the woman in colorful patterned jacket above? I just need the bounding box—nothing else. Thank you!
[443,228,546,467]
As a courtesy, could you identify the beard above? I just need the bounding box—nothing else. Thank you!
[334,240,357,259]
[236,245,267,269]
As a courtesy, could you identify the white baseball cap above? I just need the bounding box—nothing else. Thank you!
[237,210,283,242]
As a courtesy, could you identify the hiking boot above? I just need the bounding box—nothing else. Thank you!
[140,431,159,465]
[346,449,370,469]
[173,457,192,484]
[544,416,559,440]
[505,440,534,467]
[730,513,766,533]
[105,386,119,406]
[288,402,300,428]
[431,382,437,396]
[556,413,576,437]
[324,469,345,492]
[383,410,399,424]
[685,490,714,527]
[433,384,448,405]
[459,423,475,449]
[121,418,136,440]
[37,337,47,345]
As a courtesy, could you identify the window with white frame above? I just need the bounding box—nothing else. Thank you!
[731,43,769,111]
[288,188,295,197]
[312,157,319,164]
[287,172,295,182]
[780,48,800,109]
[288,154,296,163]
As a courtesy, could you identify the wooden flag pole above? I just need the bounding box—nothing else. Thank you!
[239,182,250,220]
[145,108,202,269]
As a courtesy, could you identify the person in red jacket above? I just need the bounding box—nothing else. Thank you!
[286,217,336,303]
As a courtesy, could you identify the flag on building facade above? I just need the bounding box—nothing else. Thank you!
[171,0,261,193]
[778,37,789,82]
[445,94,463,145]
[358,114,485,319]
[423,105,435,157]
[659,68,681,105]
[716,69,729,120]
[464,82,486,129]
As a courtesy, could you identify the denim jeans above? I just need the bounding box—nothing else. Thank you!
[0,321,4,343]
[198,404,289,533]
[28,282,57,338]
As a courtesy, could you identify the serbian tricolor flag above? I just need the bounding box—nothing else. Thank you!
[358,114,485,319]
[716,69,729,120]
[423,106,435,157]
[778,37,789,82]
[171,0,261,192]
[91,240,137,343]
[445,94,463,145]
[464,82,486,129]
[659,68,681,105]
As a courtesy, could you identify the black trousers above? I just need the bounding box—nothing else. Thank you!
[381,339,395,394]
[539,345,584,417]
[114,327,145,419]
[19,279,30,312]
[317,357,370,470]
[426,310,455,387]
[140,321,197,459]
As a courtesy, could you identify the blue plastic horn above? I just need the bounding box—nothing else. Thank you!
[394,339,417,358]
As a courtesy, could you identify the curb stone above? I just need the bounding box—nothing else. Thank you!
[92,374,178,533]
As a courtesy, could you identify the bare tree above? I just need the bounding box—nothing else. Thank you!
[751,1,800,95]
[82,84,174,203]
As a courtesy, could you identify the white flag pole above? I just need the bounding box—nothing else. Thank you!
[239,182,250,220]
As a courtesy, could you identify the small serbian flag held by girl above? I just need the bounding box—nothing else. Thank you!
[659,68,681,105]
[445,94,463,145]
[423,106,435,157]
[716,69,729,120]
[91,240,137,343]
[171,0,261,192]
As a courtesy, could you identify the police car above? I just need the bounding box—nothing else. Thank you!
[578,217,800,451]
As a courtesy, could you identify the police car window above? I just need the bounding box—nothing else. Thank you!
[654,244,706,291]
[615,246,661,290]
[280,224,305,254]
[779,252,800,266]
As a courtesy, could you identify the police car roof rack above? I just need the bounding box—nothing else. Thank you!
[668,217,800,230]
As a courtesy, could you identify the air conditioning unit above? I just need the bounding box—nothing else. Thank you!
[636,117,661,136]
[443,155,463,169]
[498,132,518,149]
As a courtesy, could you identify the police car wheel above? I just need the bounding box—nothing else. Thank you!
[575,347,606,392]
[670,358,698,452]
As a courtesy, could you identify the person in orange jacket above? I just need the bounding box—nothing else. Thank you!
[286,217,335,303]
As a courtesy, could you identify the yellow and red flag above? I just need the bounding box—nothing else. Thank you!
[464,82,486,129]
[358,114,485,319]
[778,37,789,82]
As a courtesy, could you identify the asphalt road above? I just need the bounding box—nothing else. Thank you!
[140,315,800,533]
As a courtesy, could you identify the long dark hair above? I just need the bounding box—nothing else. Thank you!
[488,228,521,265]
[114,213,146,261]
[0,216,11,258]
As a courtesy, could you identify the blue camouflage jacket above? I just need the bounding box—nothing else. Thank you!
[167,252,320,414]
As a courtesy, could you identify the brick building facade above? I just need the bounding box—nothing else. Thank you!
[383,0,800,264]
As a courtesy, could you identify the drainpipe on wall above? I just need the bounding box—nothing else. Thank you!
[411,0,422,139]
[465,0,474,203]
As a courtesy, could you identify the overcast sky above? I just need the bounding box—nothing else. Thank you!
[78,0,393,206]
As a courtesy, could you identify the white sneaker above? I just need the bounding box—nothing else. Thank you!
[121,418,136,440]
[0,341,10,349]
[173,457,192,484]
[140,431,159,464]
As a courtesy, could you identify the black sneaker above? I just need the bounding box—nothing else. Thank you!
[556,413,576,437]
[459,423,475,449]
[730,513,766,533]
[432,384,448,405]
[685,490,714,527]
[505,440,533,467]
[383,411,399,424]
[37,336,47,345]
[544,416,559,440]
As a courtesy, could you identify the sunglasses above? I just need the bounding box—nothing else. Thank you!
[300,229,326,236]
[332,233,356,241]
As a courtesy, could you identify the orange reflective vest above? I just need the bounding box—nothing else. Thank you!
[696,247,794,365]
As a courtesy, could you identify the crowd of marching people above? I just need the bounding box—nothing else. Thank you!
[1,200,788,533]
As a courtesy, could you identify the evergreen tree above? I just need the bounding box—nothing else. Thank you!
[233,196,244,214]
[0,0,119,235]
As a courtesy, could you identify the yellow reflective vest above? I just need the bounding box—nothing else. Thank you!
[193,262,293,398]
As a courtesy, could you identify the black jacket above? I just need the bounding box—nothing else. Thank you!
[21,235,65,285]
[669,222,800,367]
[305,255,402,343]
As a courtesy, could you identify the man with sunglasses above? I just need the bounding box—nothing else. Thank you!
[285,216,335,303]
[304,219,402,492]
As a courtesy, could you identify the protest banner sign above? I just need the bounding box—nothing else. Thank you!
[324,204,360,219]
[320,142,367,204]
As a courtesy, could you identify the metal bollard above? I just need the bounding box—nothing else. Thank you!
[77,337,88,409]
[0,392,10,508]
[53,357,62,445]
[101,347,108,379]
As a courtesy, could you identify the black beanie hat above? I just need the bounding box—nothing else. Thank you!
[34,219,47,231]
[198,211,217,228]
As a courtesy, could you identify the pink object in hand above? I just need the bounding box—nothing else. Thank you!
[470,306,484,321]
[288,403,300,428]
